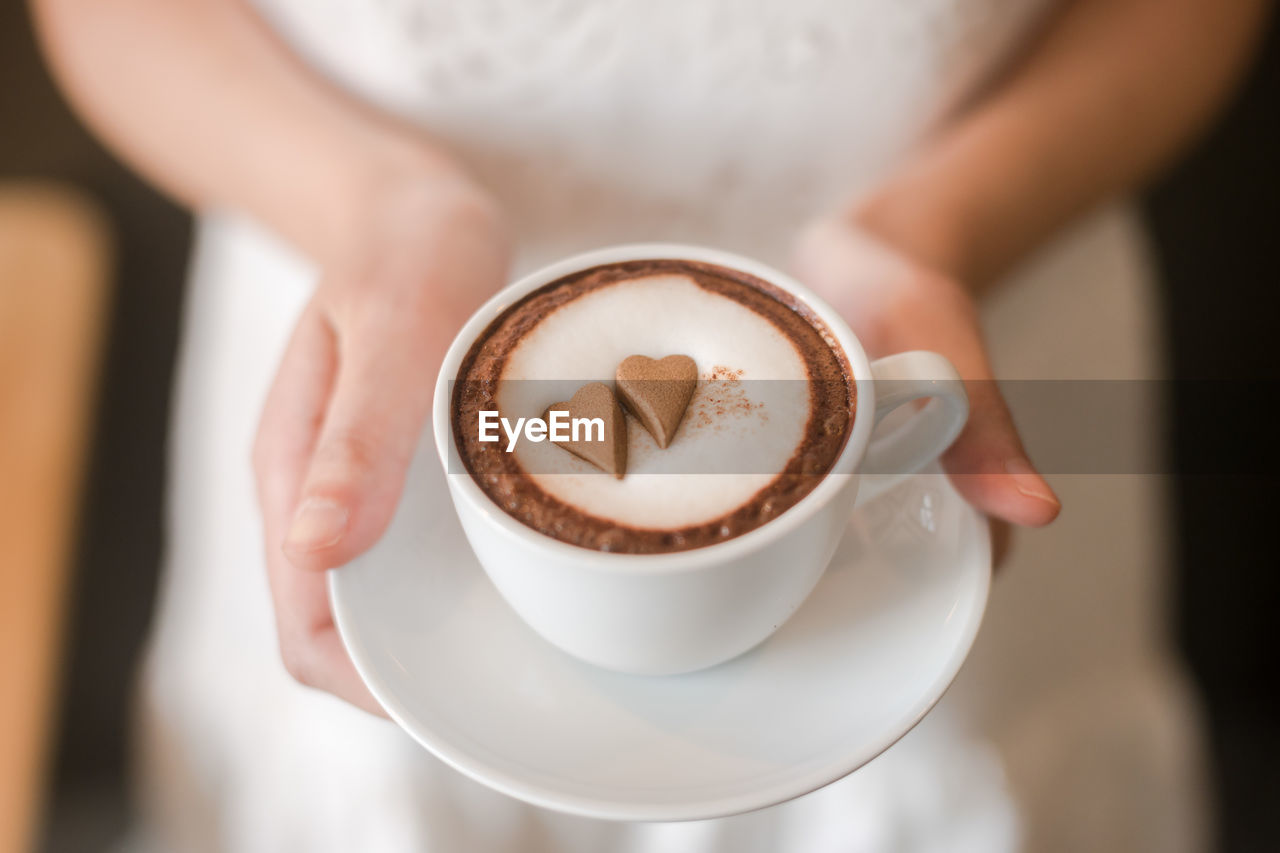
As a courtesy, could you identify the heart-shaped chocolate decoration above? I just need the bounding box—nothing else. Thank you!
[545,382,628,478]
[615,355,698,449]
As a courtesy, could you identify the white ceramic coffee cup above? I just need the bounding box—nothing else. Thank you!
[433,244,968,675]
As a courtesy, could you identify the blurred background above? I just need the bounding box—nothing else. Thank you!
[1,2,1277,852]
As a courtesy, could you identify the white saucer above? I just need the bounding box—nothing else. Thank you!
[330,453,990,822]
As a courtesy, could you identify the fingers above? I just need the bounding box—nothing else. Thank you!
[253,306,385,715]
[864,273,1061,528]
[931,292,1059,525]
[251,188,508,712]
[254,304,335,517]
[793,220,1060,528]
[910,285,1060,527]
[269,546,386,716]
[282,289,440,571]
[942,372,1061,529]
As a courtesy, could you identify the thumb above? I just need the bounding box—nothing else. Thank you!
[944,377,1061,528]
[282,296,438,570]
[792,217,1060,528]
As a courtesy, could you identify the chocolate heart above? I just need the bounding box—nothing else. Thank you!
[545,382,628,478]
[615,355,698,448]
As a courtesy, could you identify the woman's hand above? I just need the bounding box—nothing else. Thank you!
[793,218,1060,563]
[252,177,510,714]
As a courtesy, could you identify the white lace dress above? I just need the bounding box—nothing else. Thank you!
[134,2,1208,851]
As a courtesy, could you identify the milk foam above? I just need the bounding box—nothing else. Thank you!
[495,273,813,529]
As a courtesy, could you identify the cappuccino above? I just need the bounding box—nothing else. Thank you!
[452,260,853,553]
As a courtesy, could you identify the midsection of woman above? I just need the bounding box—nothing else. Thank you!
[135,2,1195,852]
[250,0,1052,270]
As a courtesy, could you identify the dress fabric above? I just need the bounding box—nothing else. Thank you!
[133,1,1208,851]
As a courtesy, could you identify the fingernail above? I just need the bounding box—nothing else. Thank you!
[1004,458,1059,507]
[286,497,348,552]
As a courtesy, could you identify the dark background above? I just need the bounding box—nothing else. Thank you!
[2,3,1277,851]
[1147,13,1280,850]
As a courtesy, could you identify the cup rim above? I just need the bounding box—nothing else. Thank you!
[432,243,876,574]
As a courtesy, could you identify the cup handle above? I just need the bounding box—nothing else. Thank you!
[854,351,969,507]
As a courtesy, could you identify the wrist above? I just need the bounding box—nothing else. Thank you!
[847,167,983,289]
[793,216,977,354]
[299,122,493,259]
[849,101,1060,290]
[330,144,507,270]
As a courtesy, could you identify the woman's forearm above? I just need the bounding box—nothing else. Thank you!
[854,0,1270,287]
[32,0,466,262]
